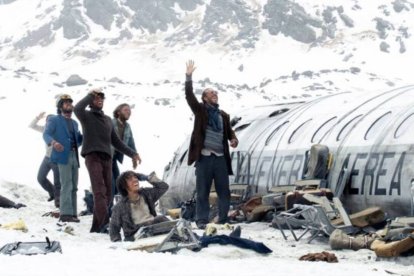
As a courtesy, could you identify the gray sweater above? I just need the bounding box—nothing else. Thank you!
[74,94,136,158]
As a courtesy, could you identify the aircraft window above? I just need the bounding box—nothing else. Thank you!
[178,150,188,165]
[235,123,250,132]
[288,119,312,144]
[394,113,414,139]
[336,114,362,141]
[311,117,337,143]
[269,108,289,118]
[364,112,392,140]
[230,116,241,127]
[265,121,289,146]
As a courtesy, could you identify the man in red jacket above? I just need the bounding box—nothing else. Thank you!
[185,60,238,229]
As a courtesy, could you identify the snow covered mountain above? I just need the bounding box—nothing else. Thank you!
[0,0,413,95]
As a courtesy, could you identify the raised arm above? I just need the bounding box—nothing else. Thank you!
[185,60,202,114]
[74,93,94,122]
[29,112,46,133]
[144,175,169,203]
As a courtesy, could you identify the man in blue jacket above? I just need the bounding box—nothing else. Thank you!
[44,94,83,223]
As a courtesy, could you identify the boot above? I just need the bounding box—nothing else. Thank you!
[54,197,60,208]
[329,229,375,250]
[371,235,414,257]
[59,215,80,223]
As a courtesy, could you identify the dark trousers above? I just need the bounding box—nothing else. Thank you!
[195,154,230,224]
[37,156,61,200]
[85,152,112,233]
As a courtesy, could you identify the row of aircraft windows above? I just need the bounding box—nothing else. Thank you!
[267,111,414,144]
[176,111,414,166]
[226,107,414,146]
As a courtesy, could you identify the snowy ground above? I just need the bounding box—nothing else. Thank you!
[1,181,413,276]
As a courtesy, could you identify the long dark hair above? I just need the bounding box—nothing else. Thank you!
[113,103,130,119]
[116,170,136,197]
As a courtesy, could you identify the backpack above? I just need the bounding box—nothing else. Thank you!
[0,237,62,256]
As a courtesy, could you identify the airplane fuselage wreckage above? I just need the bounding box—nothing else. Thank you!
[161,86,414,218]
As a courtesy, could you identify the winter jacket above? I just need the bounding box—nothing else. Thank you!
[185,79,238,175]
[74,94,136,159]
[111,118,136,164]
[43,115,83,165]
[109,179,169,242]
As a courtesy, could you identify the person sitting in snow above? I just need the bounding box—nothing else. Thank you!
[109,171,169,242]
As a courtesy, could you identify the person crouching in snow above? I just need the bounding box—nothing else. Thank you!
[109,171,169,242]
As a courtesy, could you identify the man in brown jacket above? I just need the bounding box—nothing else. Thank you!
[185,60,238,229]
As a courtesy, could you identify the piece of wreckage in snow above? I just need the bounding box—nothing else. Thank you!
[161,85,414,220]
[126,220,200,253]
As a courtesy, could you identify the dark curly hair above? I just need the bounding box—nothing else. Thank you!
[113,103,130,119]
[116,170,137,197]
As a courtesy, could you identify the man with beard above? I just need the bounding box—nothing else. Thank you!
[111,103,137,205]
[74,89,141,233]
[185,60,238,229]
[43,94,83,223]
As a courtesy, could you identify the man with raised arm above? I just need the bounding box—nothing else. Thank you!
[74,88,141,233]
[185,60,238,229]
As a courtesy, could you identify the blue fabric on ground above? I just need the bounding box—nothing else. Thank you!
[199,235,272,254]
